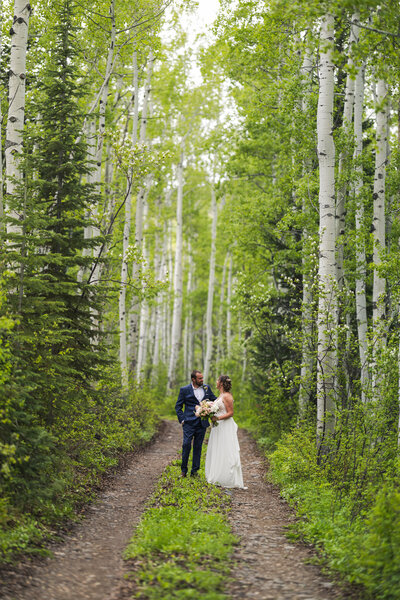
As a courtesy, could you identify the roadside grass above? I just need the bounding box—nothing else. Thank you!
[123,456,238,599]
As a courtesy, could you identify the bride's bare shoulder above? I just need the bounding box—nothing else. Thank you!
[221,392,233,402]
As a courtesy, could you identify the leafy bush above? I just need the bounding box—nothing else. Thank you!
[268,426,400,600]
[0,374,158,563]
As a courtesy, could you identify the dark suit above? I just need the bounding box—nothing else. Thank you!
[175,383,217,475]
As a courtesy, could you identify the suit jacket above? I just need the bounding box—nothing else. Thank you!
[175,383,217,428]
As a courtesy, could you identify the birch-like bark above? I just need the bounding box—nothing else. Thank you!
[167,149,184,389]
[183,240,193,377]
[336,14,359,400]
[226,254,233,357]
[152,222,168,378]
[336,15,357,290]
[119,48,148,386]
[128,50,154,368]
[298,43,314,418]
[90,0,116,286]
[354,58,368,402]
[216,253,228,366]
[78,119,97,284]
[164,221,174,365]
[316,14,337,449]
[372,76,388,397]
[104,141,115,231]
[203,185,217,382]
[82,2,116,261]
[118,177,132,387]
[136,189,152,380]
[5,0,32,236]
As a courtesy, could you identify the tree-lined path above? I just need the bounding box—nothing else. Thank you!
[2,0,400,596]
[0,423,181,600]
[1,422,347,600]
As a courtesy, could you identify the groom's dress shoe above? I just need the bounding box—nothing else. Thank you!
[181,472,187,478]
[190,472,198,478]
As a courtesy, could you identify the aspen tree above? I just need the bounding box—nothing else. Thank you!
[336,14,359,398]
[5,0,32,237]
[353,55,368,401]
[183,239,194,377]
[371,76,388,399]
[298,43,314,418]
[216,253,228,366]
[136,183,152,380]
[316,14,337,449]
[167,146,184,389]
[336,16,357,290]
[119,49,141,387]
[152,215,168,378]
[119,50,154,386]
[165,215,174,363]
[204,184,218,381]
[226,253,233,357]
[90,0,116,288]
[128,50,154,369]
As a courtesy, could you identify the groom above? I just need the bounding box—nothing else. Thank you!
[175,370,217,477]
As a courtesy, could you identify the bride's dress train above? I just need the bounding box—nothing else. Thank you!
[205,396,244,488]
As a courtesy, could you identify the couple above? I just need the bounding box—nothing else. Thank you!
[175,370,244,488]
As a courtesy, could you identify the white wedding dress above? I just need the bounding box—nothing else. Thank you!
[205,395,244,488]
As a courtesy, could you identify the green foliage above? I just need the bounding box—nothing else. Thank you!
[0,1,162,564]
[268,426,400,600]
[123,458,237,599]
[0,378,158,563]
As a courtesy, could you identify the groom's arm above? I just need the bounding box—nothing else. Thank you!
[175,387,185,424]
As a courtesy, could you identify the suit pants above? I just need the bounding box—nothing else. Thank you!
[181,419,206,475]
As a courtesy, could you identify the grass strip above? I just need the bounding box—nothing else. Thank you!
[123,457,238,599]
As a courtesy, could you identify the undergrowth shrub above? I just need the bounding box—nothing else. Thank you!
[268,424,400,600]
[0,372,158,564]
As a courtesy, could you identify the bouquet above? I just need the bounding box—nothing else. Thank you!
[195,400,219,427]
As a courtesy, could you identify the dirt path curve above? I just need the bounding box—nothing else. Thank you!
[0,421,182,600]
[227,429,349,600]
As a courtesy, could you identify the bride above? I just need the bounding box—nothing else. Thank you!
[205,375,245,489]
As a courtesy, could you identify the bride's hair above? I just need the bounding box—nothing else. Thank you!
[218,375,232,392]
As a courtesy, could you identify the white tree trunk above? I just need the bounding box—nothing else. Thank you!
[167,149,184,389]
[166,210,174,364]
[152,223,168,378]
[5,0,31,236]
[216,253,228,366]
[118,178,132,388]
[183,240,193,378]
[136,188,152,380]
[336,16,357,290]
[226,254,233,357]
[298,43,314,418]
[90,0,116,287]
[128,50,154,369]
[204,185,218,382]
[316,14,337,448]
[118,49,144,388]
[372,76,388,397]
[354,57,368,402]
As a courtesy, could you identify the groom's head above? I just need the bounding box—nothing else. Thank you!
[191,370,204,387]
